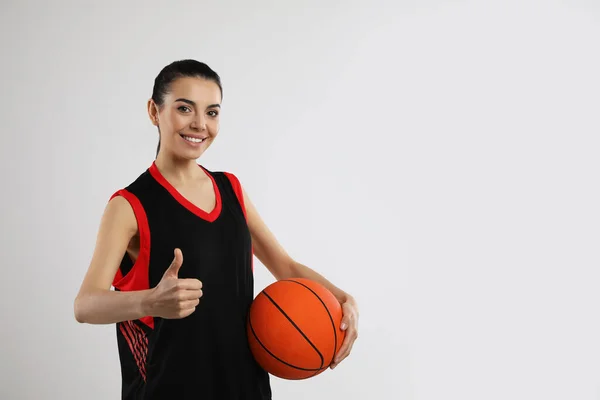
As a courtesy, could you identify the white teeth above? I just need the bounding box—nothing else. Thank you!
[183,136,204,143]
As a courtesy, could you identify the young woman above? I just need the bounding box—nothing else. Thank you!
[74,59,359,400]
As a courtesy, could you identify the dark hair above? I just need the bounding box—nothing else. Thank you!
[151,59,223,157]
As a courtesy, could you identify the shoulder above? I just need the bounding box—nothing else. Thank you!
[222,171,242,190]
[202,166,244,190]
[222,171,245,200]
[103,190,138,236]
[103,168,153,234]
[127,167,155,192]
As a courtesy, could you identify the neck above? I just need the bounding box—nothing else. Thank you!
[154,152,204,185]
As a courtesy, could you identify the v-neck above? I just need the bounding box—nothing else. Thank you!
[149,161,222,223]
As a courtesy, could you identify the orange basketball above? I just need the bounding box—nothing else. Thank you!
[246,278,345,380]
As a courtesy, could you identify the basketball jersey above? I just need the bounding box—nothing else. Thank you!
[109,162,272,400]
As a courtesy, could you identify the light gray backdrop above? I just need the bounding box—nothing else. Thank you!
[1,0,599,399]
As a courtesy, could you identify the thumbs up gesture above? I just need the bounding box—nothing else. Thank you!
[144,248,203,319]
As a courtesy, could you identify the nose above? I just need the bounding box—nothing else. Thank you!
[190,114,206,131]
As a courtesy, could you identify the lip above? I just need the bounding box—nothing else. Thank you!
[180,133,208,148]
[180,133,209,140]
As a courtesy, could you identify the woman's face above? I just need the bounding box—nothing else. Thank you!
[149,76,222,160]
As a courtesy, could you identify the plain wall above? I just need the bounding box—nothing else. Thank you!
[1,0,599,399]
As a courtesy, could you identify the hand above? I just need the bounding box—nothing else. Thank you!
[330,296,359,369]
[143,248,203,319]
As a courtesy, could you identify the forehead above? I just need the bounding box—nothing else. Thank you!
[167,76,221,104]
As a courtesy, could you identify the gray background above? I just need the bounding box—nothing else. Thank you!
[1,0,599,399]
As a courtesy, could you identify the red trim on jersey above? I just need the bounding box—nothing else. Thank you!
[224,172,254,272]
[120,321,148,382]
[149,162,222,222]
[224,172,247,219]
[109,189,154,329]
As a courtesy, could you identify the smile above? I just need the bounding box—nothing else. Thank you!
[181,135,207,143]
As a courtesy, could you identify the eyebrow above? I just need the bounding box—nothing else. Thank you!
[175,98,221,108]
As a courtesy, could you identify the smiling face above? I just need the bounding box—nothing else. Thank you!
[148,76,222,160]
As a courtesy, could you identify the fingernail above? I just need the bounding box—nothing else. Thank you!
[341,322,347,330]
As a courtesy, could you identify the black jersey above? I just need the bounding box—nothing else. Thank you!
[109,162,271,400]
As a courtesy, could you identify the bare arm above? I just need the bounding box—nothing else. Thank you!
[242,187,353,304]
[74,196,152,324]
[242,184,359,369]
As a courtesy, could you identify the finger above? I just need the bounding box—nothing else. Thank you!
[164,248,184,277]
[340,315,351,331]
[178,289,203,300]
[331,331,352,368]
[179,299,200,309]
[341,333,357,360]
[331,340,355,369]
[165,306,196,320]
[176,278,203,291]
[331,343,351,369]
[332,327,357,368]
[177,307,197,319]
[336,314,353,354]
[337,334,352,360]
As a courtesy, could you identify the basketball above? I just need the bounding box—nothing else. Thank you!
[246,278,345,380]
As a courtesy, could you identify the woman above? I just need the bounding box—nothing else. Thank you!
[74,59,359,400]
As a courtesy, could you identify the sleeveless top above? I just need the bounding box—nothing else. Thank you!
[109,162,272,400]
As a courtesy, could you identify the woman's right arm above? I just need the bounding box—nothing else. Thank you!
[73,196,152,324]
[74,196,204,325]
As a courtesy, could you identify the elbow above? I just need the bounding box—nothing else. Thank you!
[73,296,88,323]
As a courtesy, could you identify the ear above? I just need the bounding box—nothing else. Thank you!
[147,99,159,126]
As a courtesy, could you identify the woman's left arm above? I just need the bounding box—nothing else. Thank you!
[242,187,359,369]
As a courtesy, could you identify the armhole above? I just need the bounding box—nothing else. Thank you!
[224,172,247,220]
[109,189,154,328]
[223,172,254,272]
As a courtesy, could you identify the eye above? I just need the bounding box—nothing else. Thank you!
[207,110,219,117]
[177,105,192,113]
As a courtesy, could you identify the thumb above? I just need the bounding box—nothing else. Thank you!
[164,248,184,278]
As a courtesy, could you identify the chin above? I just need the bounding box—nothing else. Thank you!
[177,150,204,160]
[179,146,211,160]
